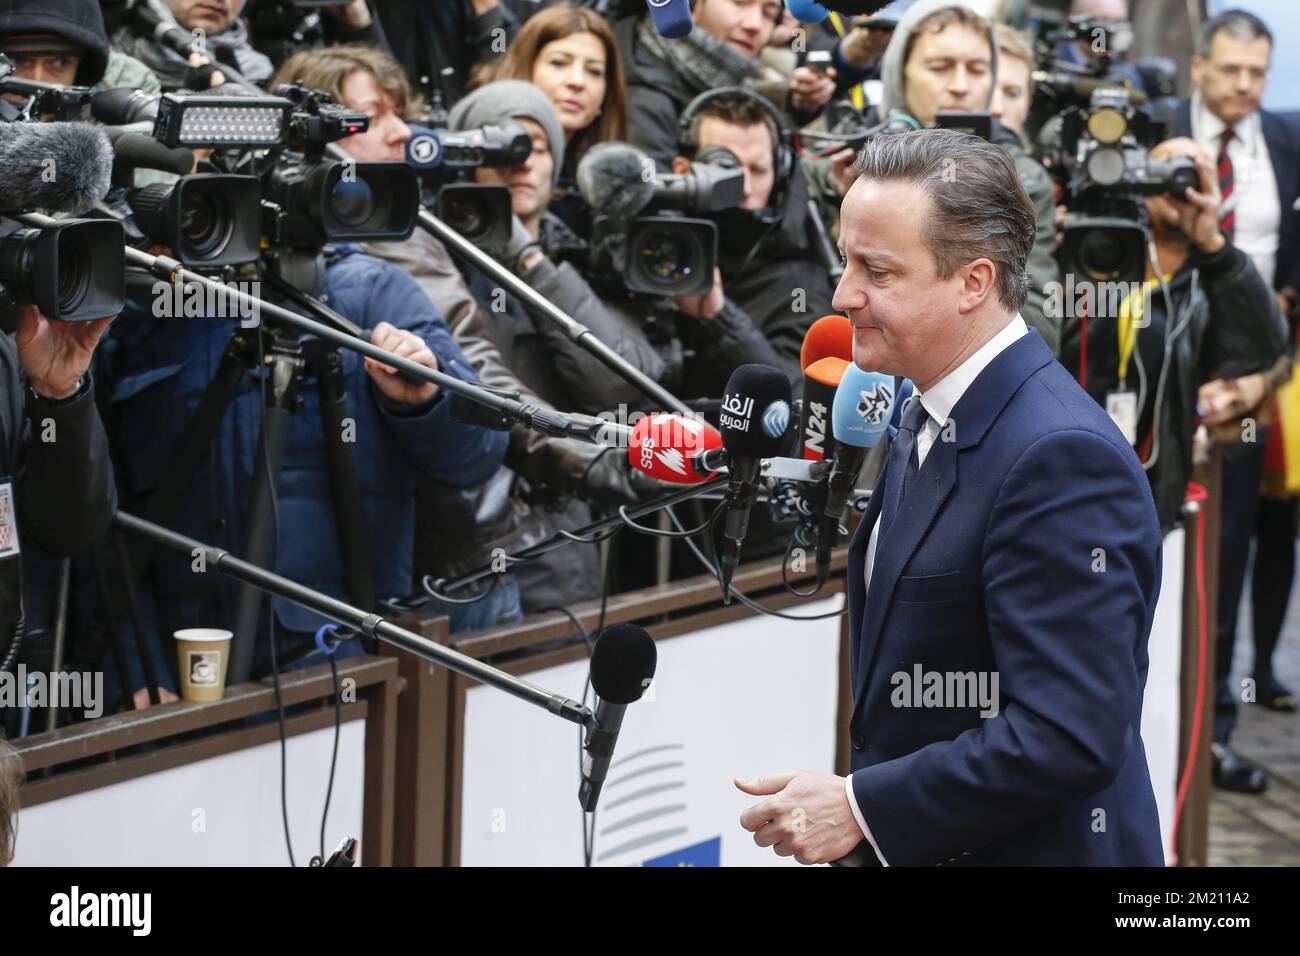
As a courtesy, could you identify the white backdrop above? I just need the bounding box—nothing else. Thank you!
[458,595,846,866]
[12,721,365,867]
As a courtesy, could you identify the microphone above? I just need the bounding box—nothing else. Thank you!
[799,357,848,465]
[716,365,793,601]
[799,314,853,371]
[786,0,831,23]
[109,132,195,179]
[0,122,113,215]
[646,0,693,39]
[576,140,657,221]
[628,412,723,484]
[816,364,895,585]
[580,623,657,812]
[128,0,199,59]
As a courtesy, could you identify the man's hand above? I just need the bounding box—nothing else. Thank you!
[841,23,892,68]
[671,268,725,322]
[364,321,438,405]
[1175,151,1226,255]
[790,66,837,114]
[15,305,113,400]
[324,0,372,29]
[1199,373,1269,426]
[736,770,864,865]
[132,686,181,710]
[828,146,858,197]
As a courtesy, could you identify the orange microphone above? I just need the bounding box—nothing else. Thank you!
[799,314,853,371]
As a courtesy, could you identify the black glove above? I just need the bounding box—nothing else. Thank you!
[577,447,668,511]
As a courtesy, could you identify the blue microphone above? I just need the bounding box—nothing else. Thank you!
[786,0,831,23]
[646,0,693,39]
[814,364,895,584]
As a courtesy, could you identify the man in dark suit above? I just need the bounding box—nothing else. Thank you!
[737,129,1165,866]
[1171,9,1300,793]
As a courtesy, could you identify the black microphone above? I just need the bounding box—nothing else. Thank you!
[716,365,793,601]
[127,0,197,59]
[580,624,657,812]
[0,122,113,215]
[576,140,657,221]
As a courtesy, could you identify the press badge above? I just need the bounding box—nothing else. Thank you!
[0,480,19,560]
[1106,391,1138,447]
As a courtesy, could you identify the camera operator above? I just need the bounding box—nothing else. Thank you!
[111,0,276,88]
[0,0,160,96]
[1068,137,1286,535]
[104,203,510,708]
[1054,0,1147,95]
[274,48,658,614]
[671,86,832,384]
[613,0,838,171]
[861,0,1061,353]
[1170,9,1300,792]
[1,303,117,700]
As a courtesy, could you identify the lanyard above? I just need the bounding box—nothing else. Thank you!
[1117,274,1171,385]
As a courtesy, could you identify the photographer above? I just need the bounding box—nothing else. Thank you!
[1,304,117,689]
[827,0,1061,352]
[614,0,837,171]
[0,0,160,95]
[274,48,657,614]
[1065,137,1285,532]
[671,86,832,385]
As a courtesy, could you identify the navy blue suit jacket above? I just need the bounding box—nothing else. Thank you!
[1172,100,1300,293]
[846,330,1166,866]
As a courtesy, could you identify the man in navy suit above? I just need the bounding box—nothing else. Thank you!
[1172,9,1300,793]
[738,129,1165,866]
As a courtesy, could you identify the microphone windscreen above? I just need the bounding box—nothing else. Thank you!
[806,356,849,387]
[719,364,793,459]
[645,0,693,39]
[786,0,830,23]
[577,140,656,220]
[0,122,113,215]
[406,125,443,169]
[590,624,657,704]
[629,413,722,484]
[832,365,894,449]
[800,314,853,370]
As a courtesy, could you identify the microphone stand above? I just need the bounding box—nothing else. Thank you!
[112,511,597,730]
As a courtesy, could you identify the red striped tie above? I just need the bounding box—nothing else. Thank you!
[1217,128,1236,243]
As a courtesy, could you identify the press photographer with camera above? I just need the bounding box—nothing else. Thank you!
[274,47,659,614]
[0,0,160,96]
[110,0,275,89]
[614,0,838,172]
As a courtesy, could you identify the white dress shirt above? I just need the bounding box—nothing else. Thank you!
[1191,91,1281,288]
[845,315,1028,865]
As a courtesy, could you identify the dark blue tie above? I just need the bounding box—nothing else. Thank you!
[878,395,929,540]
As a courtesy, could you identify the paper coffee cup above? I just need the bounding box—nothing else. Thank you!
[175,628,233,702]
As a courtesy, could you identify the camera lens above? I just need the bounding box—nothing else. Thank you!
[1078,229,1126,281]
[329,176,376,227]
[638,226,701,286]
[444,193,488,241]
[55,228,90,316]
[178,190,232,259]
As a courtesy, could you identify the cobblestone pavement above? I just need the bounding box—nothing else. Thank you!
[1207,581,1300,866]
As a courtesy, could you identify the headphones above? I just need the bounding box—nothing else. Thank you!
[676,85,796,221]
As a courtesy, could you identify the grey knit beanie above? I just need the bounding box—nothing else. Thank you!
[447,80,566,188]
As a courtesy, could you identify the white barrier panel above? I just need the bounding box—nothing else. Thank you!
[459,594,845,866]
[1141,527,1186,865]
[12,721,365,866]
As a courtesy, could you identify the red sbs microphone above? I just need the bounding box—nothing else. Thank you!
[799,315,853,371]
[628,413,723,484]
